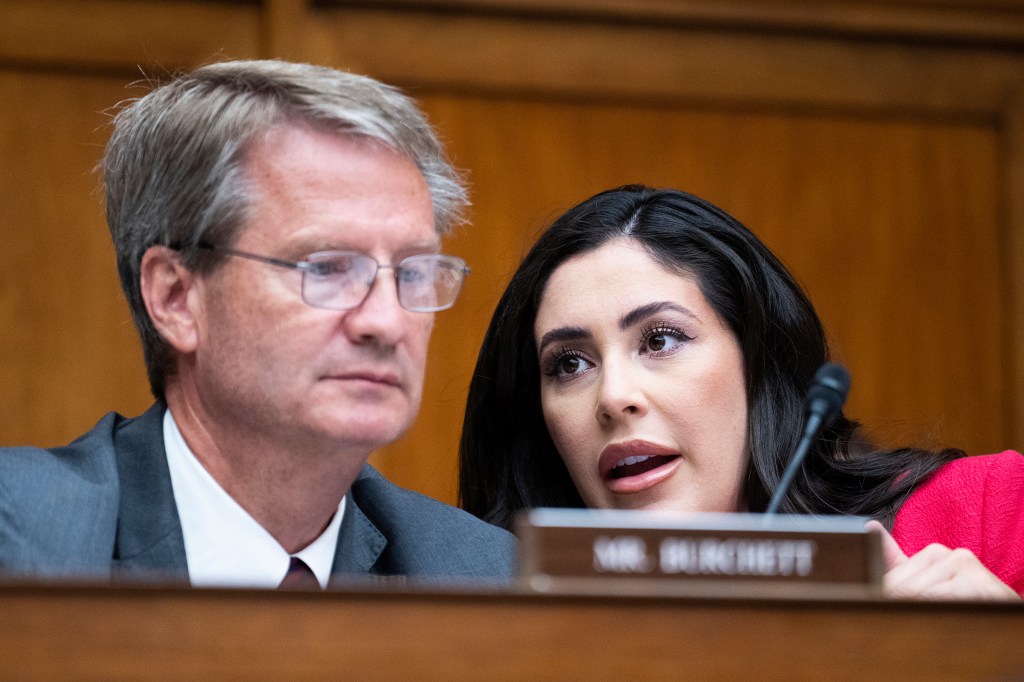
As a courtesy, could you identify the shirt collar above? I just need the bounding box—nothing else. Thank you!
[163,408,344,588]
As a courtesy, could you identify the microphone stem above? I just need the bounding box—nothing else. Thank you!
[764,412,823,516]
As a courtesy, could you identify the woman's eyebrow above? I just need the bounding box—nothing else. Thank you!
[537,326,589,354]
[620,301,698,330]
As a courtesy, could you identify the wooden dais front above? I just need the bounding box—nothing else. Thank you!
[1,581,1022,680]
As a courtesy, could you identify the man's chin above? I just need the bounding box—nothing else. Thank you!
[301,393,419,450]
[316,415,414,450]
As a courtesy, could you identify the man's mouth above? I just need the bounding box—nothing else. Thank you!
[325,371,401,387]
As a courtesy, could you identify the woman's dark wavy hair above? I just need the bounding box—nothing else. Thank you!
[459,185,962,531]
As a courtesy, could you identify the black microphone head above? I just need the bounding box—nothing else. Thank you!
[805,362,851,427]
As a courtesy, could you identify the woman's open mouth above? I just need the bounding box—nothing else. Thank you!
[608,454,678,479]
[600,441,682,494]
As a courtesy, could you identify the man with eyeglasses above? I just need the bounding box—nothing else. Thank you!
[0,60,514,587]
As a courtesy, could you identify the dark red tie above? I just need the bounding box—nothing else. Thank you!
[278,556,321,589]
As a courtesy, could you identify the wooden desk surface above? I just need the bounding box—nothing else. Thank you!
[2,581,1022,680]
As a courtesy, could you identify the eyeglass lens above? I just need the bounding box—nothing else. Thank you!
[301,252,466,312]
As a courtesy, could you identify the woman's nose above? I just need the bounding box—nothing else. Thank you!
[595,359,648,423]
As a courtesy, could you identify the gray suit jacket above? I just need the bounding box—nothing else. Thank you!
[0,403,515,585]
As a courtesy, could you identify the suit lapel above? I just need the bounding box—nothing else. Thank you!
[111,402,189,581]
[328,472,387,584]
[329,492,386,579]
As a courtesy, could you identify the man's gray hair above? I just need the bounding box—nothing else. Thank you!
[102,59,469,399]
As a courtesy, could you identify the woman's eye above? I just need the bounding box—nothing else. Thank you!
[642,327,688,354]
[559,356,583,375]
[648,334,669,352]
[544,350,593,379]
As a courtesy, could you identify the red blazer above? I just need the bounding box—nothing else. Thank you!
[893,450,1024,596]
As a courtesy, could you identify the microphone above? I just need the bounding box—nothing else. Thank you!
[763,363,851,516]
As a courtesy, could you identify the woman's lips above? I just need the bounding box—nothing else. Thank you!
[608,454,677,479]
[599,440,681,494]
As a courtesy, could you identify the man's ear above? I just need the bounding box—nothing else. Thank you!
[140,246,202,354]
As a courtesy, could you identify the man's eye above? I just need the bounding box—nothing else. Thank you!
[310,258,355,276]
[398,267,427,283]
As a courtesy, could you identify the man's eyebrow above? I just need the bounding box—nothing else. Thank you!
[287,231,440,254]
[537,326,589,354]
[395,241,443,258]
[620,301,699,330]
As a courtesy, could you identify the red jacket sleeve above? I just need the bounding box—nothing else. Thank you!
[892,451,1024,595]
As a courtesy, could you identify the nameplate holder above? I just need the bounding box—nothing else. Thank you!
[517,509,884,599]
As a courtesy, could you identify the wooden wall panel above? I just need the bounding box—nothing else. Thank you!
[0,0,259,69]
[1007,93,1024,462]
[346,0,1024,44]
[305,7,1023,115]
[0,70,153,446]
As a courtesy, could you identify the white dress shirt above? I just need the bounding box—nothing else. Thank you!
[163,409,345,588]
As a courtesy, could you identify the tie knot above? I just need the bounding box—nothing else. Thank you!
[278,556,321,590]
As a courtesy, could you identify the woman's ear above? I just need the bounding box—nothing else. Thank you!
[139,246,201,354]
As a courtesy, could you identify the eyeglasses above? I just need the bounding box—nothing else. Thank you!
[196,243,470,312]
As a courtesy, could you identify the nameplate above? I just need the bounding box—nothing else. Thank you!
[516,509,883,598]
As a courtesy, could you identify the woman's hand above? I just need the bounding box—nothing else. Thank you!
[865,520,1020,601]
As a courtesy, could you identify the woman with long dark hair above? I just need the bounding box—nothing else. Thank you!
[460,185,1022,599]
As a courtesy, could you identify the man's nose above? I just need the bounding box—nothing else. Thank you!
[343,269,409,347]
